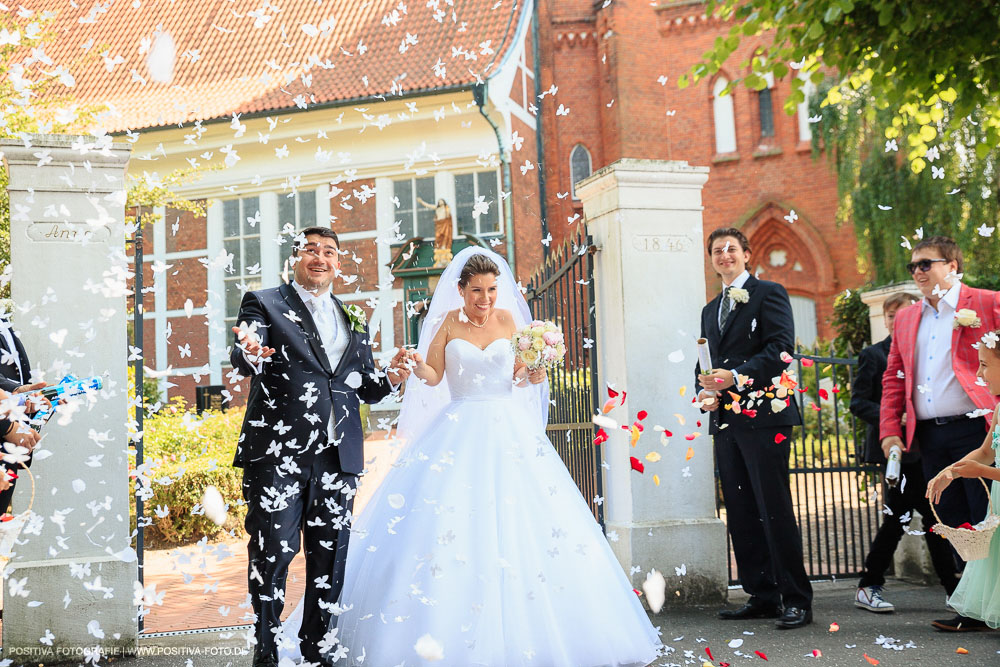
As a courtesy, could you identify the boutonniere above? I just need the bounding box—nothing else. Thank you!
[729,287,750,304]
[342,303,367,333]
[953,308,982,329]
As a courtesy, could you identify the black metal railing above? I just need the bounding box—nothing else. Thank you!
[126,211,145,631]
[525,231,604,527]
[715,342,883,584]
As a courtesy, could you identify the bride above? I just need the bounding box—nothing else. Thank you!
[279,247,661,666]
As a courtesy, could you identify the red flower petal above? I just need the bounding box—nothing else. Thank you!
[755,650,768,660]
[608,387,619,398]
[620,391,627,405]
[705,647,714,661]
[637,410,648,420]
[630,456,644,473]
[819,388,829,400]
[801,358,815,367]
[775,432,787,444]
[743,409,757,418]
[662,429,673,437]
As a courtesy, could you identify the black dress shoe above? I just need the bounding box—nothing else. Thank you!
[718,601,782,620]
[931,614,992,632]
[776,606,813,629]
[252,646,279,667]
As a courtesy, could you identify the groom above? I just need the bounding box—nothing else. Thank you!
[696,227,812,629]
[231,226,410,667]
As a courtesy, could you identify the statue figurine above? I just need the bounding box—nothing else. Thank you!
[417,197,453,268]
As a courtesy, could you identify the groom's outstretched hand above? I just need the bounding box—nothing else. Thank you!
[232,325,275,361]
[386,347,414,385]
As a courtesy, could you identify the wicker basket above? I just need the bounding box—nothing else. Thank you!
[0,461,34,559]
[930,477,999,562]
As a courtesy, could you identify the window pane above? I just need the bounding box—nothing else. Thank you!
[759,88,774,138]
[244,236,261,272]
[455,173,475,235]
[415,177,436,239]
[713,78,737,153]
[278,194,295,229]
[477,171,500,234]
[299,191,317,228]
[393,179,414,237]
[570,146,592,198]
[225,279,243,318]
[223,199,240,238]
[242,196,260,235]
[224,239,241,273]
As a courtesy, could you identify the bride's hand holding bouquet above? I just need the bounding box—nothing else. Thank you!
[512,320,566,386]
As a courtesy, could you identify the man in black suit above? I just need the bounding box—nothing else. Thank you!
[849,292,956,612]
[696,227,812,629]
[0,316,46,515]
[231,226,410,667]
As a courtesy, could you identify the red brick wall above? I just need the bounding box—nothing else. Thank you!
[536,0,866,339]
[332,179,377,233]
[165,204,207,253]
[510,114,544,282]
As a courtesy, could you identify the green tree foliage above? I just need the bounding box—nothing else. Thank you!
[810,80,1000,287]
[682,0,1000,172]
[830,285,872,355]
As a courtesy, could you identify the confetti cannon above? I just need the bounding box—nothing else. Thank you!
[18,374,104,431]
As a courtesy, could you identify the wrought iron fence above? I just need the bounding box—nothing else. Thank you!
[715,343,884,585]
[525,232,604,527]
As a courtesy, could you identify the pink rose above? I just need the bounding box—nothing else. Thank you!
[542,332,559,345]
[518,337,532,350]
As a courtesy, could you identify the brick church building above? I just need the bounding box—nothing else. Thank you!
[32,0,864,407]
[534,0,865,346]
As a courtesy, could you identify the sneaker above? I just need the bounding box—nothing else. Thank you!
[855,586,895,613]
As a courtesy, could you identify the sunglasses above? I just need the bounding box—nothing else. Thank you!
[906,258,949,274]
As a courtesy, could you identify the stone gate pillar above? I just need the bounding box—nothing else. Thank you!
[576,158,727,604]
[2,134,135,662]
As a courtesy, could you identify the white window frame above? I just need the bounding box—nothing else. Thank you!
[453,169,503,237]
[391,176,438,241]
[797,73,817,143]
[789,295,818,348]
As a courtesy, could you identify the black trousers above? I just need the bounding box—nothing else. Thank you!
[716,426,813,609]
[243,451,356,665]
[915,416,990,575]
[858,459,958,593]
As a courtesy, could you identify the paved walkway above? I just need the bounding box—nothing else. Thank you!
[4,580,998,666]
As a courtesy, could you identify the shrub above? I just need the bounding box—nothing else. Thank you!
[130,400,247,548]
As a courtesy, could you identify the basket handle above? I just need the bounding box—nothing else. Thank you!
[929,476,994,527]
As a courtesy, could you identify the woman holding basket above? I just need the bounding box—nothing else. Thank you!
[927,329,1000,630]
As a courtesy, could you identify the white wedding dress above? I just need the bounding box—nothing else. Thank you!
[279,337,662,666]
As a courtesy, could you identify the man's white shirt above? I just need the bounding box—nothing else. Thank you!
[912,281,977,420]
[718,270,750,391]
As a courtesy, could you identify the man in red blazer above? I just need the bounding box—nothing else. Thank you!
[880,235,1000,632]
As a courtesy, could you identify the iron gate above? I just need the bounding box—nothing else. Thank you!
[525,232,603,527]
[715,344,884,584]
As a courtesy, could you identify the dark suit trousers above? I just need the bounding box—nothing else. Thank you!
[858,459,958,593]
[242,449,356,664]
[716,426,813,609]
[916,416,989,573]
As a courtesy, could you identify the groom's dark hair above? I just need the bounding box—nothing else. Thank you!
[292,226,340,256]
[706,227,750,255]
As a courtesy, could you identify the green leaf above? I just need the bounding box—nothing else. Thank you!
[806,21,824,39]
[824,5,842,22]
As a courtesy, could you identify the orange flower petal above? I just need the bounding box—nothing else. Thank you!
[685,446,694,461]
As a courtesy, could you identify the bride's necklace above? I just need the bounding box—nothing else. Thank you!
[463,307,490,328]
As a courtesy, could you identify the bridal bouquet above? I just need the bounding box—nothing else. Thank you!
[511,320,567,369]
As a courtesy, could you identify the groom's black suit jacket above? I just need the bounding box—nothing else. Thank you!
[230,283,392,474]
[696,275,802,434]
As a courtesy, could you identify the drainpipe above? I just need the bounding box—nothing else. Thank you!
[531,0,549,258]
[473,82,516,275]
